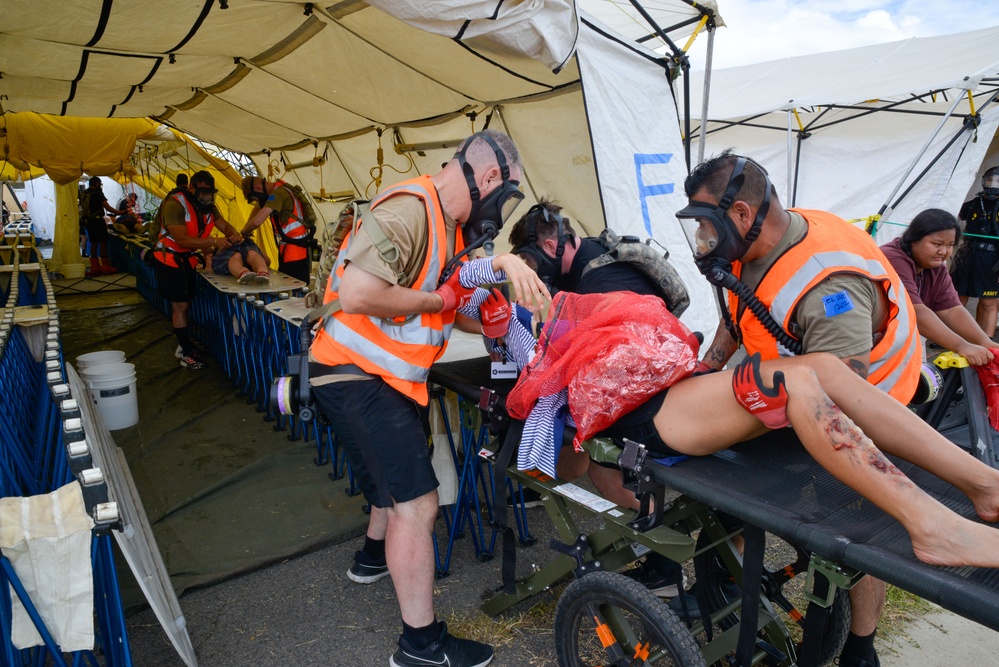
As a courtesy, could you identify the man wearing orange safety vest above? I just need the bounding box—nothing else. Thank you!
[308,130,548,667]
[676,150,921,667]
[151,170,243,370]
[240,176,312,283]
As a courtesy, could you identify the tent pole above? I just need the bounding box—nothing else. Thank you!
[786,109,794,202]
[876,93,965,222]
[792,134,805,207]
[889,121,975,212]
[697,27,715,166]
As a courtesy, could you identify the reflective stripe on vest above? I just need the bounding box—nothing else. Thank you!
[273,181,308,262]
[731,209,921,403]
[311,175,460,405]
[154,193,215,268]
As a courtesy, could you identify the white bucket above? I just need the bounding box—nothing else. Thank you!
[77,350,126,370]
[81,362,138,430]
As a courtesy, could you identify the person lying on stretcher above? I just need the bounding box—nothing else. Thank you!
[471,280,999,570]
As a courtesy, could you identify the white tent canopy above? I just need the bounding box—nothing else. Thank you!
[2,0,721,332]
[682,25,999,243]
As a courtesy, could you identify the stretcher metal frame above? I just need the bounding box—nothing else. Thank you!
[429,357,999,667]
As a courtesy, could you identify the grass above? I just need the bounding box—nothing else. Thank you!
[879,585,935,641]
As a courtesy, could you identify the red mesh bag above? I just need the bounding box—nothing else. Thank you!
[506,291,700,449]
[974,348,999,430]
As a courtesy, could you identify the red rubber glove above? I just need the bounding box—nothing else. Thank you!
[731,352,790,429]
[433,269,476,312]
[480,287,511,338]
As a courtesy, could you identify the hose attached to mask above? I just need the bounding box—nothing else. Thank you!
[437,222,498,288]
[706,265,804,356]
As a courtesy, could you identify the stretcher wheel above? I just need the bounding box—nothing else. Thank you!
[554,570,706,667]
[809,588,851,667]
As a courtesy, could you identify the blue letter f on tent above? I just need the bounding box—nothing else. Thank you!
[634,153,674,236]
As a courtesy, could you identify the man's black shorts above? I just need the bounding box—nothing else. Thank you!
[313,377,438,508]
[154,259,198,303]
[952,246,999,298]
[85,219,109,243]
[279,257,310,284]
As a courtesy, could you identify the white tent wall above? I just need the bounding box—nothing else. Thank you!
[685,26,999,250]
[575,18,715,332]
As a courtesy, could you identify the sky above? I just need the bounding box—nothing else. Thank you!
[684,0,999,71]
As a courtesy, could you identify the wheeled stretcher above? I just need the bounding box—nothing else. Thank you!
[428,356,999,667]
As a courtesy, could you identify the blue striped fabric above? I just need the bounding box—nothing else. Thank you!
[458,257,505,288]
[517,389,567,478]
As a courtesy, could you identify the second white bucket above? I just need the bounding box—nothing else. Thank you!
[82,362,138,430]
[77,350,126,370]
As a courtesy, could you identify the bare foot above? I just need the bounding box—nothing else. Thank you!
[967,478,999,522]
[911,516,999,568]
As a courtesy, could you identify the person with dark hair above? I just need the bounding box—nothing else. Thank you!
[114,192,142,233]
[150,170,243,369]
[176,173,189,190]
[951,165,999,338]
[80,176,124,275]
[508,198,662,299]
[309,129,547,667]
[676,149,922,667]
[507,198,684,595]
[506,290,999,572]
[239,175,312,283]
[881,208,994,365]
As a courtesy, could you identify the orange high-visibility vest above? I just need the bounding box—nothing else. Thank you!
[310,175,463,405]
[729,208,922,403]
[271,181,308,263]
[153,192,216,269]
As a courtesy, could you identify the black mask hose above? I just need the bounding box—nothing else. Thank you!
[706,266,804,356]
[437,225,497,287]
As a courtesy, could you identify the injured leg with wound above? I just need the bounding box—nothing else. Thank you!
[779,362,999,569]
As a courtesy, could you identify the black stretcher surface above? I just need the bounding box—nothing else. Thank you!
[655,430,999,633]
[429,358,999,634]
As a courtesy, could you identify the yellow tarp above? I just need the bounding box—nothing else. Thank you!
[2,113,278,270]
[2,112,160,185]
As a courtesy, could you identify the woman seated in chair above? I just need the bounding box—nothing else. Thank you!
[880,208,994,365]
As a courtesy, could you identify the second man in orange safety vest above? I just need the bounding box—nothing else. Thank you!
[675,150,921,667]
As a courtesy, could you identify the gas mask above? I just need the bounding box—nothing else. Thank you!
[510,204,573,296]
[245,178,269,209]
[193,184,218,213]
[983,169,999,199]
[675,156,771,285]
[457,135,524,249]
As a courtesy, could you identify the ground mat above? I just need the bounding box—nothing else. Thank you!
[58,292,368,611]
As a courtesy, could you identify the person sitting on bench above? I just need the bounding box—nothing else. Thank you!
[880,208,995,365]
[211,237,271,285]
[506,291,999,573]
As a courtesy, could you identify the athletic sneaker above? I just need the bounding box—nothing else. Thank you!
[179,354,207,370]
[625,560,687,598]
[176,345,208,360]
[347,550,390,584]
[390,622,493,667]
